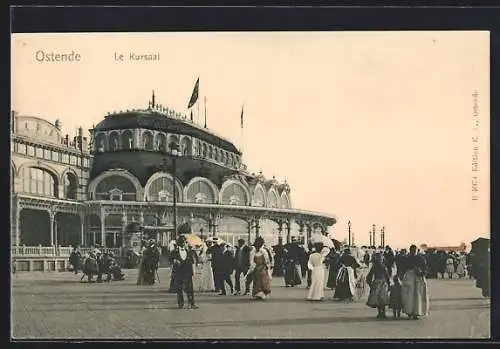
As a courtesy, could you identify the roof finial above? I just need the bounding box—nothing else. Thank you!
[151,90,156,109]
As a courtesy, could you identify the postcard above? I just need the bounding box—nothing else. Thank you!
[11,31,490,340]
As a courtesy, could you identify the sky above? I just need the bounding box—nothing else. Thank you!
[11,31,490,249]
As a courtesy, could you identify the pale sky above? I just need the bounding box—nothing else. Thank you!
[11,31,490,249]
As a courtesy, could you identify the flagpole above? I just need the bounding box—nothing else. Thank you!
[204,96,207,128]
[240,104,244,155]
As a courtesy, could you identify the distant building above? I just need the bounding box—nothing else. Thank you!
[11,94,336,251]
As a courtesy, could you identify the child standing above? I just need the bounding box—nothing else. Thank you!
[389,275,403,318]
[366,253,390,318]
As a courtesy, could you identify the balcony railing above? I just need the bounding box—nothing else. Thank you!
[11,245,122,258]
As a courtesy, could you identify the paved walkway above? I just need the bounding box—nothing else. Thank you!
[11,269,490,339]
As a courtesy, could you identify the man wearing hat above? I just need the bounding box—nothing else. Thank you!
[283,237,303,287]
[234,239,252,295]
[171,235,198,309]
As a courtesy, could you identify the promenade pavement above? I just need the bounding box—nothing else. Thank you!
[11,268,490,340]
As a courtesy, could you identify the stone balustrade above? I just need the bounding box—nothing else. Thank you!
[11,245,123,273]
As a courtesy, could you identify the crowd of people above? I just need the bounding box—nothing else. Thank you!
[67,233,489,317]
[156,233,434,319]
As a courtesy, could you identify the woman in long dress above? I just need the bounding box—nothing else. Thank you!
[326,249,341,289]
[333,248,361,301]
[401,244,429,320]
[306,243,331,301]
[445,255,455,279]
[365,253,390,318]
[248,237,272,300]
[456,254,466,279]
[136,242,148,285]
[198,242,216,292]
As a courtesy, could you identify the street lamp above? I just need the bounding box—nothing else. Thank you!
[348,220,351,247]
[372,224,376,248]
[168,141,181,237]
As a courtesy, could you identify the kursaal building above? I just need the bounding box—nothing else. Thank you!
[11,93,336,261]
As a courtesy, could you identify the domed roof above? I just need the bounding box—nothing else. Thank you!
[93,109,241,154]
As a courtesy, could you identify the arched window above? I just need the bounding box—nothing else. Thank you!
[268,190,279,208]
[221,151,226,164]
[121,130,134,149]
[94,133,106,153]
[208,146,213,159]
[146,175,181,202]
[142,131,154,150]
[186,180,216,204]
[202,143,207,157]
[63,172,78,199]
[280,193,291,209]
[109,131,120,151]
[22,167,57,197]
[220,182,248,206]
[213,149,219,162]
[194,140,201,156]
[155,133,166,151]
[95,175,137,201]
[252,186,265,207]
[168,135,180,152]
[181,137,192,156]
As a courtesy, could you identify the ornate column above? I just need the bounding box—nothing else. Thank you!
[254,216,261,237]
[277,220,283,239]
[121,212,127,247]
[79,213,85,247]
[212,214,220,237]
[286,219,292,244]
[100,206,107,247]
[49,210,55,246]
[14,197,21,246]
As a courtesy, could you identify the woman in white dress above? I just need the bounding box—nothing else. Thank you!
[306,243,331,301]
[456,253,467,279]
[198,241,216,292]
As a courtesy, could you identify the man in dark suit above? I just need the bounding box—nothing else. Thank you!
[384,245,395,277]
[234,239,251,295]
[171,235,198,309]
[219,243,235,295]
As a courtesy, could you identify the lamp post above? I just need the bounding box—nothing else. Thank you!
[348,220,351,247]
[169,141,181,237]
[372,224,376,248]
[369,230,372,247]
[381,226,385,247]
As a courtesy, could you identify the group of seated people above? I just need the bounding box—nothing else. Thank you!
[69,246,125,283]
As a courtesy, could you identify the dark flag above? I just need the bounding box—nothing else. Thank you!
[240,105,244,128]
[187,78,199,109]
[190,110,193,121]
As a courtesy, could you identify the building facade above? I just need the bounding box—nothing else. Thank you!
[11,96,336,255]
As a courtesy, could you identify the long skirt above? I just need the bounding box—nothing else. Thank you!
[284,262,302,286]
[333,266,356,300]
[446,264,455,275]
[307,266,325,300]
[401,269,430,317]
[366,279,390,308]
[326,263,339,289]
[456,262,466,278]
[136,258,146,285]
[199,262,215,291]
[252,265,271,299]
